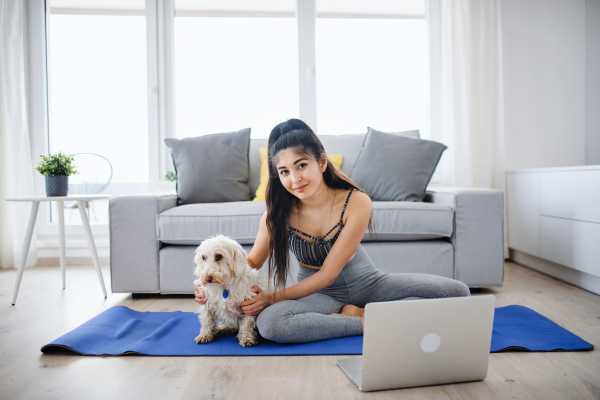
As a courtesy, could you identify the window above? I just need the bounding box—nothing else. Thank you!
[315,0,428,136]
[46,0,149,224]
[174,1,299,139]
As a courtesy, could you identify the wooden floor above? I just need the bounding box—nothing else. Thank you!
[1,260,599,400]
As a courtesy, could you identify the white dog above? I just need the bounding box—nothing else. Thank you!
[193,235,274,347]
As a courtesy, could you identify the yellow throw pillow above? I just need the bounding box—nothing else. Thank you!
[329,154,343,171]
[253,148,269,202]
[253,148,344,201]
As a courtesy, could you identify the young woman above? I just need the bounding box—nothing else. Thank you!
[195,118,470,343]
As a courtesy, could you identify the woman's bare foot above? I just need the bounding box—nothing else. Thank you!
[329,304,365,331]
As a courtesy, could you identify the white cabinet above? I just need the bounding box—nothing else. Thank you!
[540,170,600,223]
[540,216,600,277]
[507,166,600,279]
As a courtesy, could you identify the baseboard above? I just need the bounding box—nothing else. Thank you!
[510,249,600,296]
[36,256,110,267]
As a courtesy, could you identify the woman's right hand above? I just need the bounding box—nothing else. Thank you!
[195,284,207,305]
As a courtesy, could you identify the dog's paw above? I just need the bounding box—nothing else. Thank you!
[195,331,214,344]
[240,337,258,347]
[237,331,258,347]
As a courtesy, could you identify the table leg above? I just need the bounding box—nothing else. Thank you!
[12,201,40,305]
[57,200,66,289]
[77,200,107,298]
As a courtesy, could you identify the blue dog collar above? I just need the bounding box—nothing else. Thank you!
[222,289,229,299]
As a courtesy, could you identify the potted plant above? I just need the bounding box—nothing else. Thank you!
[164,171,176,182]
[34,151,79,197]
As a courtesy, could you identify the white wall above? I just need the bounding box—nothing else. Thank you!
[587,0,600,165]
[502,0,587,171]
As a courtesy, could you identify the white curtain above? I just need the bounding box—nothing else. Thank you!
[428,0,508,257]
[0,0,38,269]
[435,0,505,188]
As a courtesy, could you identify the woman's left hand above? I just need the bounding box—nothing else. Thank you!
[240,286,272,316]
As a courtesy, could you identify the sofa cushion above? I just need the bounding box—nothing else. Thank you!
[351,130,447,202]
[249,138,268,196]
[157,201,266,245]
[367,127,421,139]
[156,201,453,245]
[365,201,454,242]
[164,128,252,205]
[318,134,366,176]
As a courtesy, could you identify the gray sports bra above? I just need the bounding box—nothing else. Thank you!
[287,188,354,267]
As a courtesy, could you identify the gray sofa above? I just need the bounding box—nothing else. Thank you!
[109,134,504,295]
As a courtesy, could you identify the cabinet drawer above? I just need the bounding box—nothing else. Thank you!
[540,216,600,278]
[540,170,600,223]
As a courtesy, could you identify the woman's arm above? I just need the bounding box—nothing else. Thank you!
[240,191,373,315]
[247,211,270,270]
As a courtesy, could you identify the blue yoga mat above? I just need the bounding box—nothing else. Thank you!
[41,305,593,356]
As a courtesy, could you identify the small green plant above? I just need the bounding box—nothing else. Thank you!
[165,171,177,182]
[34,151,79,177]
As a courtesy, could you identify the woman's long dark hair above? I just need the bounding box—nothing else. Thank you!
[265,118,376,291]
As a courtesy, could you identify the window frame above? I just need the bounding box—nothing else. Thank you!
[148,0,176,191]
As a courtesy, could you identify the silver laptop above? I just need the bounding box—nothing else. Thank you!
[338,295,495,392]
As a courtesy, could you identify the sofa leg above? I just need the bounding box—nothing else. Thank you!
[470,288,483,294]
[132,293,150,299]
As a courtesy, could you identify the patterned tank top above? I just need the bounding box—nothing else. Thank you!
[287,188,354,267]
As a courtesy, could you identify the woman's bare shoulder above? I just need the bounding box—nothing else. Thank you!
[345,189,372,217]
[350,188,371,205]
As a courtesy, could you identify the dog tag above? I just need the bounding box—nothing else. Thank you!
[222,289,229,299]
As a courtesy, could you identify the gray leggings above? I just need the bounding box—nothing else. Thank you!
[256,246,470,343]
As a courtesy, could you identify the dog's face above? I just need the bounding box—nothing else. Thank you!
[194,235,248,286]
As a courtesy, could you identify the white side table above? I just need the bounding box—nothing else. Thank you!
[4,194,111,305]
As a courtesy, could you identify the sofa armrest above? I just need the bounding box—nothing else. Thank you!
[109,194,178,293]
[424,187,504,287]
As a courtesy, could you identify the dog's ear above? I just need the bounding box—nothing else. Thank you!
[193,250,203,266]
[193,264,202,278]
[231,242,248,277]
[193,244,205,275]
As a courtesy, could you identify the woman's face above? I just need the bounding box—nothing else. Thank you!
[275,148,327,200]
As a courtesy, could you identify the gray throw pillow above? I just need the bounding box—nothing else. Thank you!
[165,128,252,205]
[367,127,421,139]
[351,130,447,202]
